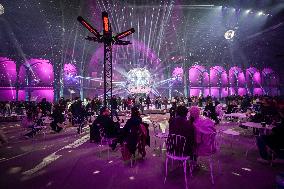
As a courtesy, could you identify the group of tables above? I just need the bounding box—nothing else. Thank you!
[223,112,275,133]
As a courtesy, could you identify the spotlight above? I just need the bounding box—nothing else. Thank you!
[245,9,251,14]
[258,11,264,16]
[224,30,235,40]
[0,4,4,15]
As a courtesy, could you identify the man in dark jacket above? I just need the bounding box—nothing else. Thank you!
[110,95,120,121]
[92,107,119,139]
[257,114,284,162]
[169,105,195,156]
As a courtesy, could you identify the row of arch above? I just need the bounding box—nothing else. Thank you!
[0,57,78,101]
[0,57,78,87]
[172,65,279,97]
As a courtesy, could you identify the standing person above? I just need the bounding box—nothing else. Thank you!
[50,104,64,133]
[169,102,177,123]
[4,101,11,116]
[122,98,127,111]
[156,97,159,109]
[158,96,162,109]
[70,98,86,133]
[117,96,122,111]
[163,97,168,110]
[39,98,51,116]
[146,95,151,110]
[139,96,144,114]
[188,96,192,107]
[110,95,120,121]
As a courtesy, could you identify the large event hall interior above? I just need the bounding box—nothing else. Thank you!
[0,0,284,189]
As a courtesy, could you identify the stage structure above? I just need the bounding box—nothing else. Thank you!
[77,12,135,107]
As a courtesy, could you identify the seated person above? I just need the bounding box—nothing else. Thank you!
[256,110,284,162]
[226,100,238,114]
[189,106,216,157]
[215,103,224,119]
[50,104,64,133]
[169,105,195,157]
[92,107,120,141]
[122,107,149,157]
[204,99,219,124]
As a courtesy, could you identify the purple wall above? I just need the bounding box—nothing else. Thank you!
[211,88,220,98]
[189,65,208,87]
[190,88,202,96]
[31,89,54,102]
[0,58,17,86]
[0,90,25,101]
[221,88,229,97]
[26,59,54,86]
[238,88,247,96]
[253,88,264,96]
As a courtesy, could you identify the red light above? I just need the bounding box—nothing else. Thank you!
[114,28,135,40]
[103,17,109,32]
[77,16,100,38]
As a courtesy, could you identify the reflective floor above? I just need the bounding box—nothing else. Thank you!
[0,114,283,189]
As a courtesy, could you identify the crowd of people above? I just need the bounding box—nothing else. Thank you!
[0,94,284,163]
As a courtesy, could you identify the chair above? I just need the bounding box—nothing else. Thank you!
[99,128,116,160]
[151,121,160,148]
[195,132,218,185]
[164,134,191,189]
[152,120,168,156]
[268,148,284,167]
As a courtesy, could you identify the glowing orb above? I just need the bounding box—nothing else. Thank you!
[0,4,4,15]
[127,68,151,94]
[224,30,235,40]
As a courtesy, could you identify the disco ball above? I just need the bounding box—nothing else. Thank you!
[224,30,235,40]
[127,68,152,94]
[0,4,4,15]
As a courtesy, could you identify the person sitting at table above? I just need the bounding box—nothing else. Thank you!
[90,107,120,145]
[204,99,219,124]
[122,107,149,158]
[226,100,235,113]
[50,104,64,133]
[169,105,195,157]
[241,95,251,112]
[256,110,284,162]
[189,106,216,159]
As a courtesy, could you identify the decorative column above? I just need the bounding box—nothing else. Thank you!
[53,58,62,102]
[183,63,189,97]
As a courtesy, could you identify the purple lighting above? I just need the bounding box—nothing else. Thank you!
[24,59,54,87]
[64,64,78,85]
[0,57,16,86]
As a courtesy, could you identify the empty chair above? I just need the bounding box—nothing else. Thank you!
[99,128,116,160]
